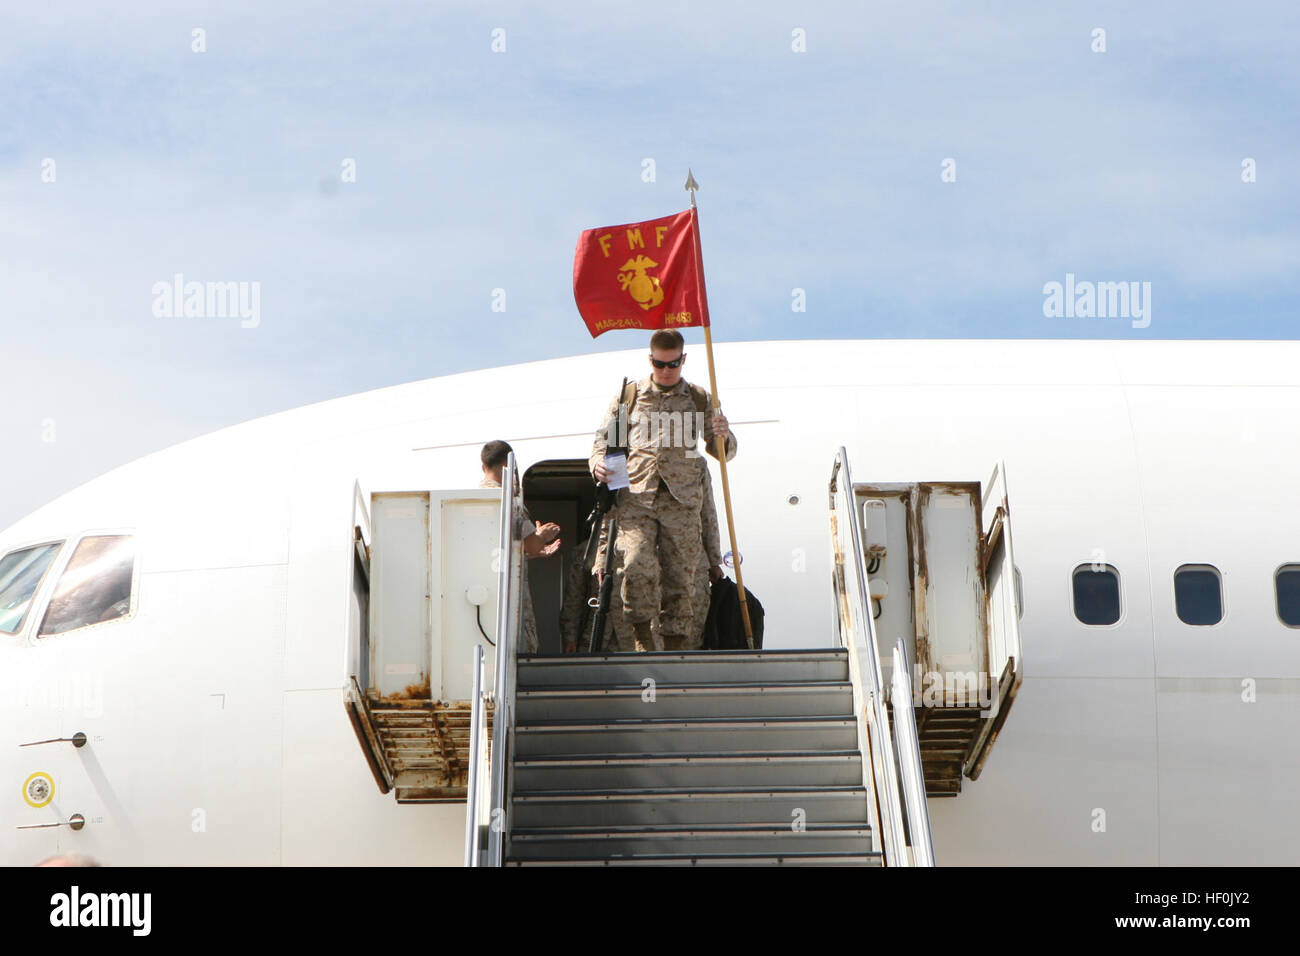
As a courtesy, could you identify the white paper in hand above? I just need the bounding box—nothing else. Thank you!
[604,452,630,490]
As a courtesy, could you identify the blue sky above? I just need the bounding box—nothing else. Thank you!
[1,1,1297,528]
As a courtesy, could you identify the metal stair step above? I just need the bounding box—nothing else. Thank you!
[506,825,874,860]
[515,681,854,721]
[514,717,859,756]
[513,751,866,791]
[517,650,849,689]
[508,851,882,866]
[511,786,869,828]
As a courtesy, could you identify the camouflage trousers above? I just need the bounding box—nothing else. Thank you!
[613,486,706,650]
[605,557,709,652]
[521,559,539,654]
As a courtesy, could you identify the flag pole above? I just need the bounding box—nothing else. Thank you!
[686,169,754,648]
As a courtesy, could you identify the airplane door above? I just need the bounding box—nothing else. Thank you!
[966,460,1024,779]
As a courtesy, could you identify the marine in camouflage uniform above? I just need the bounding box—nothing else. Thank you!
[481,474,542,654]
[590,362,736,651]
[479,439,560,655]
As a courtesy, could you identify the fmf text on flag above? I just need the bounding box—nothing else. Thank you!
[573,209,707,338]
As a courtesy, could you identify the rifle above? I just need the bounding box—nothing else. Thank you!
[581,376,629,570]
[586,513,619,654]
[585,376,631,654]
[582,482,615,571]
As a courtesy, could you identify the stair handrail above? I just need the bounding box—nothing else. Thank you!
[891,636,936,866]
[483,453,525,867]
[463,643,486,866]
[829,447,910,865]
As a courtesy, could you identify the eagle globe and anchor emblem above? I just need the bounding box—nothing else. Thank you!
[616,254,666,310]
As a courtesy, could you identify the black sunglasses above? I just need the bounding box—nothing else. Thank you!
[650,354,685,369]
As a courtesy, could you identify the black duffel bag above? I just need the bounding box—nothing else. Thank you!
[701,576,765,650]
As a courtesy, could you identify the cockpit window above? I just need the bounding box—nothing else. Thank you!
[38,535,135,637]
[0,543,63,634]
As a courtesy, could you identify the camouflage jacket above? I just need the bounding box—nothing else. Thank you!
[589,376,737,511]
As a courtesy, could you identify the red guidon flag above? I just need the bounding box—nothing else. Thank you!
[573,208,708,338]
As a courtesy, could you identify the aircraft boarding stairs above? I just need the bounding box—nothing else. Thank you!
[507,648,876,865]
[348,449,1023,866]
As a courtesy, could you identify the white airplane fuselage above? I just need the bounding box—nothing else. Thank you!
[3,339,1298,866]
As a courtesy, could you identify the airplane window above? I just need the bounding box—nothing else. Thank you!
[1072,564,1120,626]
[1174,565,1222,626]
[1276,566,1300,628]
[0,543,63,634]
[38,535,135,637]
